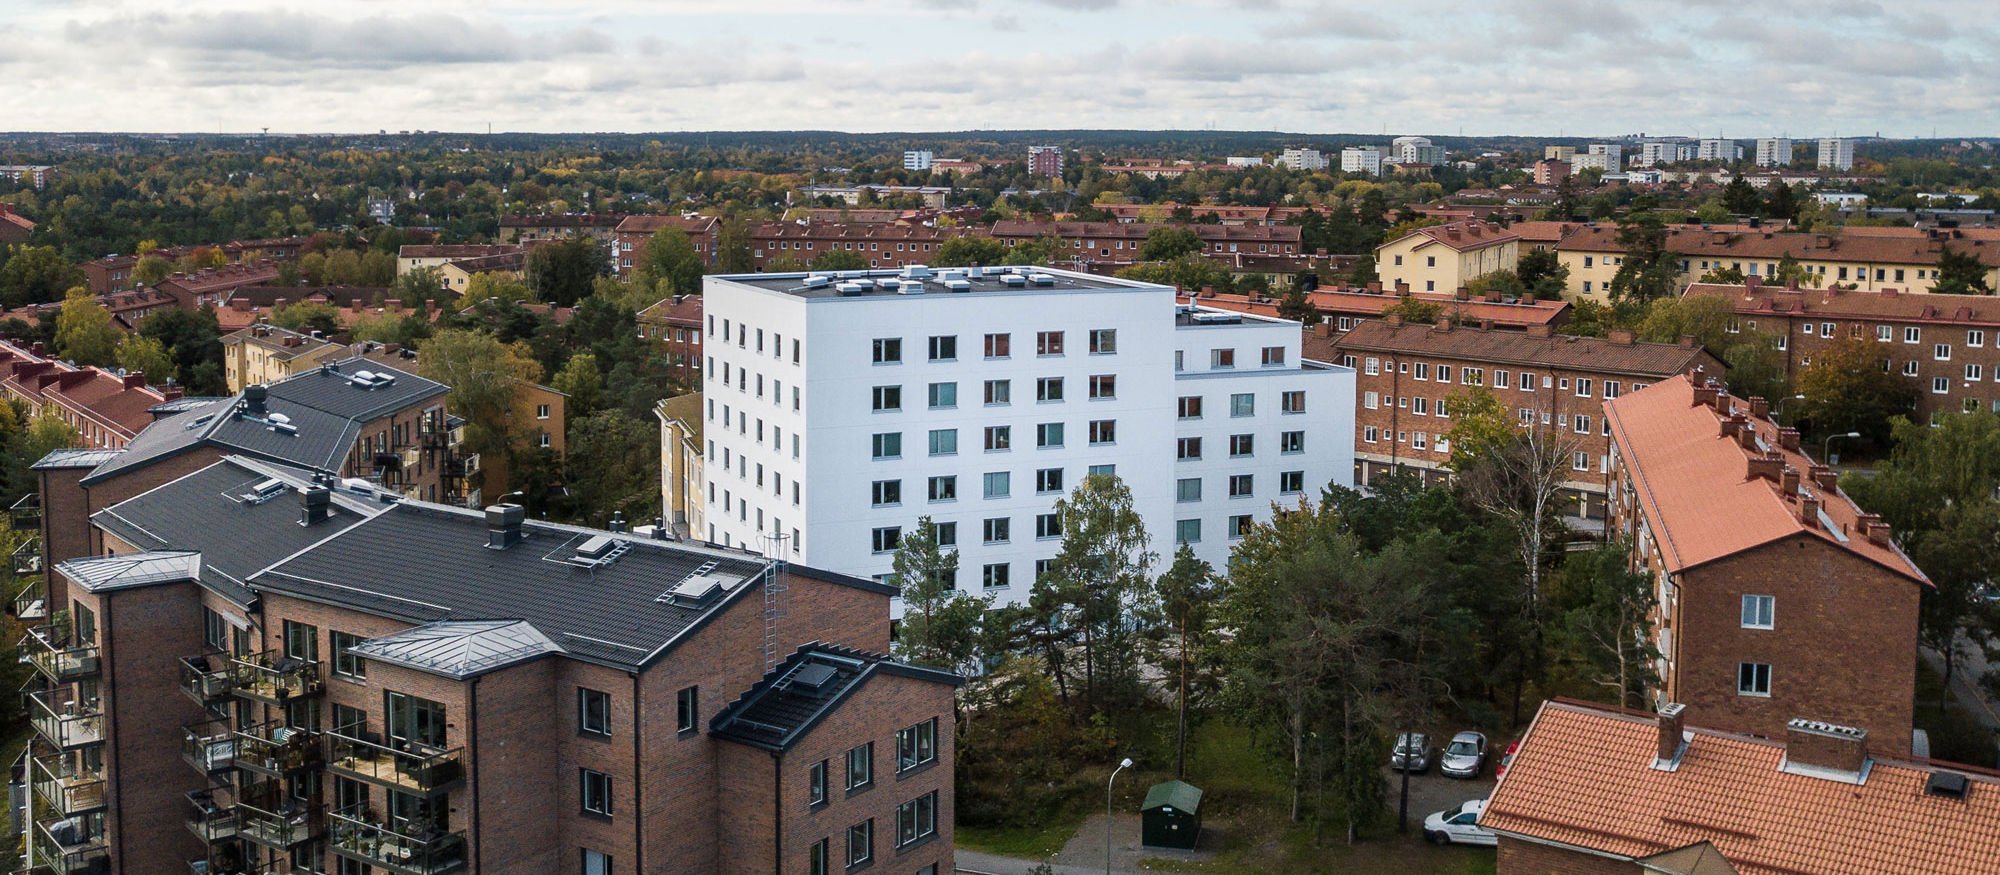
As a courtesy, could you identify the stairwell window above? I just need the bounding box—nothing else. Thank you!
[581,768,614,817]
[676,686,699,735]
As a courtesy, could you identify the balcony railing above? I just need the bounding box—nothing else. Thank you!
[12,492,40,530]
[21,627,99,683]
[236,797,323,850]
[235,722,321,777]
[327,728,463,795]
[184,788,240,845]
[229,651,323,704]
[180,652,235,704]
[28,687,103,749]
[30,753,105,817]
[29,817,109,875]
[182,721,237,775]
[13,577,47,621]
[13,536,42,576]
[329,807,467,875]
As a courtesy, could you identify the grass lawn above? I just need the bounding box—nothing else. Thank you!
[957,820,1082,859]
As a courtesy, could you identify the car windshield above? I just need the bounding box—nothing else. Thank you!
[1444,802,1467,819]
[1396,735,1424,752]
[1447,741,1478,756]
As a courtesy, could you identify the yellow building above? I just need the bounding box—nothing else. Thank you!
[1556,225,2000,301]
[219,324,345,392]
[654,393,705,539]
[1375,221,1521,294]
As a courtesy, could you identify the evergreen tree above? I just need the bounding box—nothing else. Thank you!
[891,517,989,673]
[1933,245,1994,295]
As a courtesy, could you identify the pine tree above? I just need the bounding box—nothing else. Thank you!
[1933,245,1994,295]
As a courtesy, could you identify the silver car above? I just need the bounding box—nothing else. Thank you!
[1391,731,1434,773]
[1440,731,1488,778]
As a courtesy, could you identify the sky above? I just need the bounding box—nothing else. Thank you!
[3,0,1996,138]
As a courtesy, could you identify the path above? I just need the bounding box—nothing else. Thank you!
[956,812,1202,874]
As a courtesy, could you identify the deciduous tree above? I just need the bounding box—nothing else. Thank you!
[53,286,118,365]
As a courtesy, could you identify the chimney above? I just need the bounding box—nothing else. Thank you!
[1749,396,1770,419]
[243,384,268,416]
[1434,318,1453,333]
[1314,323,1333,338]
[1780,466,1800,495]
[1746,453,1783,482]
[1455,287,1470,301]
[1679,334,1697,348]
[485,503,527,549]
[1394,281,1410,296]
[1809,464,1837,489]
[164,383,184,402]
[1800,493,1822,527]
[1365,281,1381,293]
[1526,323,1554,338]
[1745,275,1762,290]
[1654,703,1687,768]
[1778,428,1800,451]
[1783,719,1868,776]
[275,297,289,310]
[609,512,627,533]
[1735,420,1758,450]
[29,342,44,357]
[300,485,333,526]
[1607,328,1636,345]
[1859,513,1893,547]
[1692,382,1719,409]
[1479,319,1495,331]
[386,299,402,313]
[1720,416,1743,440]
[122,372,146,390]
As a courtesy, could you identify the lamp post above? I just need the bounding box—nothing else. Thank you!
[1824,431,1860,465]
[1772,393,1807,425]
[1107,757,1133,875]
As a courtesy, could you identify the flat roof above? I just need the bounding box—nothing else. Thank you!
[710,266,1167,300]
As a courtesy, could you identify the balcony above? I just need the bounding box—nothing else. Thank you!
[30,754,105,816]
[229,651,323,704]
[29,817,108,875]
[21,626,99,683]
[184,788,240,845]
[12,492,40,531]
[235,722,321,777]
[329,808,467,875]
[236,797,323,850]
[327,728,463,795]
[13,577,47,621]
[182,721,237,775]
[14,535,42,575]
[179,652,235,704]
[28,687,103,749]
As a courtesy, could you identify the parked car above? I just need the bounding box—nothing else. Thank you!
[1440,731,1488,778]
[1494,739,1520,780]
[1391,731,1435,773]
[1424,799,1497,847]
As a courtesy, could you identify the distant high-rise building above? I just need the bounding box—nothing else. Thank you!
[1544,145,1577,163]
[1697,139,1744,162]
[1225,156,1265,167]
[1279,148,1329,171]
[903,150,935,171]
[1392,136,1445,166]
[1636,141,1694,167]
[1755,138,1793,167]
[1818,137,1856,171]
[1533,159,1571,185]
[1028,145,1065,178]
[1339,147,1382,176]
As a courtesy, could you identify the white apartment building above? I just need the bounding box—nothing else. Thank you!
[1818,137,1856,171]
[1697,138,1743,162]
[698,267,1355,607]
[1280,148,1329,171]
[1634,141,1694,167]
[1755,138,1793,167]
[1392,136,1445,166]
[1341,147,1383,176]
[903,150,935,171]
[1225,156,1265,167]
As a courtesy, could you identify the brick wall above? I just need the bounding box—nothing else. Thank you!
[91,579,210,875]
[468,658,562,874]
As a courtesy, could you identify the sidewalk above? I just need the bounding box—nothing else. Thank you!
[957,813,1192,874]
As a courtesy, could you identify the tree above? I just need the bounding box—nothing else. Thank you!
[715,218,755,274]
[1607,214,1680,303]
[1635,294,1734,351]
[891,517,989,674]
[393,266,448,309]
[1150,545,1219,779]
[1721,175,1761,214]
[1764,182,1801,222]
[271,300,341,336]
[132,254,174,286]
[1795,334,1918,448]
[561,410,659,526]
[1382,296,1442,325]
[415,329,545,493]
[1547,543,1658,708]
[1933,245,1994,295]
[811,249,868,271]
[1773,254,1816,288]
[1031,473,1156,716]
[138,307,225,395]
[114,335,175,384]
[1139,226,1204,261]
[53,286,118,365]
[1347,254,1378,287]
[0,245,85,309]
[5,409,76,504]
[1515,247,1569,298]
[933,236,1011,267]
[1721,331,1789,403]
[1276,284,1320,325]
[1115,254,1232,294]
[549,351,604,418]
[1697,266,1746,285]
[527,236,608,307]
[455,272,536,312]
[641,228,704,297]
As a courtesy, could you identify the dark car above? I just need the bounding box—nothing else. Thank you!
[1391,731,1435,773]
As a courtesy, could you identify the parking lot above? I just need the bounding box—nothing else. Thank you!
[1387,761,1499,838]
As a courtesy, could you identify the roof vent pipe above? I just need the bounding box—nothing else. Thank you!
[243,384,268,416]
[485,503,526,549]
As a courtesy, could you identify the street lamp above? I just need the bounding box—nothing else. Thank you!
[1772,393,1807,425]
[1107,757,1133,875]
[1824,431,1861,465]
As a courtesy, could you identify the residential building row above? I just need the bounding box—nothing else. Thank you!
[0,202,36,244]
[1374,221,1521,295]
[1193,283,1571,337]
[635,295,705,388]
[0,339,180,449]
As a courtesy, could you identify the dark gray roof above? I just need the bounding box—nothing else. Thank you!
[91,457,388,607]
[260,358,446,423]
[56,551,202,593]
[149,396,226,417]
[349,620,563,680]
[709,643,959,751]
[32,448,123,470]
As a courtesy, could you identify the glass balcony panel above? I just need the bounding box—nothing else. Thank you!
[329,807,467,875]
[182,722,238,774]
[179,652,236,703]
[30,753,105,816]
[27,687,103,749]
[326,727,463,794]
[235,797,322,850]
[22,626,99,682]
[13,578,47,621]
[30,816,109,875]
[184,788,240,844]
[235,722,321,776]
[229,651,323,703]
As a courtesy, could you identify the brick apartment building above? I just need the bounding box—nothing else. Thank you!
[149,262,287,310]
[636,296,703,388]
[395,245,526,279]
[1684,279,2000,423]
[350,342,566,503]
[1558,225,2000,299]
[1481,699,2000,873]
[14,455,956,875]
[498,213,628,244]
[0,203,35,244]
[1605,375,1927,752]
[1327,319,1720,520]
[613,216,721,275]
[1196,284,1570,340]
[78,239,306,295]
[0,340,176,449]
[987,220,1302,268]
[748,223,970,271]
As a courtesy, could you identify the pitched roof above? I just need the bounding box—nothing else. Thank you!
[349,620,564,680]
[32,448,122,470]
[1603,374,1927,582]
[1383,220,1521,253]
[614,215,718,235]
[636,295,702,326]
[1142,780,1203,813]
[1683,282,2000,327]
[397,244,523,260]
[1330,320,1716,378]
[708,644,958,751]
[1195,287,1569,329]
[56,551,202,593]
[655,393,702,445]
[1480,699,2000,875]
[1559,225,2000,268]
[988,220,1301,243]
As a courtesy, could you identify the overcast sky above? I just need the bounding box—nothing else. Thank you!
[4,0,1994,138]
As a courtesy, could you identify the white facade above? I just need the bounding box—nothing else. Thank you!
[1634,141,1694,167]
[1571,153,1615,172]
[1280,148,1329,171]
[902,150,934,171]
[1340,148,1383,176]
[1225,156,1265,167]
[1755,138,1792,167]
[1392,136,1445,166]
[698,267,1354,608]
[1587,143,1624,167]
[1696,139,1743,162]
[1818,138,1856,171]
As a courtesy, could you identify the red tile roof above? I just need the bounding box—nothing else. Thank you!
[989,220,1301,243]
[1560,225,2000,267]
[1684,282,2000,327]
[1196,287,1567,329]
[614,215,719,236]
[397,244,524,260]
[1330,319,1716,378]
[1385,220,1521,253]
[1482,699,2000,875]
[637,295,702,327]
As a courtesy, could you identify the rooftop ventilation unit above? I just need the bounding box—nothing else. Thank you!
[802,274,832,289]
[242,478,288,504]
[1028,273,1055,286]
[269,421,298,435]
[835,281,868,296]
[898,280,926,295]
[900,265,934,280]
[345,370,397,390]
[1000,274,1027,287]
[944,279,972,292]
[576,535,617,559]
[1191,312,1243,325]
[873,278,899,291]
[967,266,985,278]
[1926,770,1970,799]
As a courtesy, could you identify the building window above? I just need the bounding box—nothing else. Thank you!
[846,742,874,790]
[1211,348,1235,369]
[1363,426,1378,442]
[1177,437,1201,460]
[872,432,902,460]
[871,480,902,507]
[809,760,828,807]
[1037,377,1065,402]
[676,686,699,734]
[982,563,1010,589]
[1178,396,1203,419]
[1741,594,1774,629]
[1969,364,1985,382]
[984,471,1010,498]
[1177,478,1202,502]
[536,404,551,420]
[1088,375,1117,400]
[283,620,319,662]
[203,608,228,650]
[1089,329,1118,354]
[897,791,939,847]
[871,385,902,412]
[1970,330,1986,347]
[928,429,957,456]
[578,688,611,737]
[581,768,614,816]
[1035,512,1062,539]
[1038,423,1065,448]
[983,517,1010,544]
[928,476,957,502]
[935,522,956,547]
[984,333,1010,358]
[1261,346,1286,366]
[1229,474,1253,497]
[1906,326,1921,343]
[872,527,901,554]
[873,338,902,364]
[1280,470,1304,493]
[1281,391,1305,414]
[1037,331,1065,356]
[1934,376,1950,394]
[1088,420,1116,445]
[985,426,1011,452]
[1036,468,1063,494]
[810,840,828,875]
[1230,393,1255,417]
[928,335,957,362]
[1175,519,1201,544]
[985,379,1010,405]
[1229,434,1254,457]
[1229,514,1253,539]
[1737,662,1772,697]
[582,849,612,875]
[331,631,366,679]
[897,719,938,771]
[847,820,874,868]
[1935,343,1952,361]
[1364,357,1380,375]
[927,382,957,409]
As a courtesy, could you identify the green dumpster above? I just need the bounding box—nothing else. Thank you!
[1141,779,1203,850]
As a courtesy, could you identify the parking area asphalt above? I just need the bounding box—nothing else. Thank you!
[1387,761,1499,838]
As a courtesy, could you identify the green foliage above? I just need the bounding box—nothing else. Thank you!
[6,409,77,504]
[1139,226,1205,261]
[1148,544,1222,778]
[811,249,868,271]
[1381,296,1442,325]
[1722,175,1761,214]
[132,255,174,286]
[0,245,85,309]
[455,272,536,311]
[1346,254,1378,287]
[1697,266,1745,285]
[1514,247,1568,298]
[1276,284,1319,325]
[559,410,660,527]
[348,311,432,348]
[1545,544,1658,708]
[526,236,608,308]
[640,228,704,298]
[393,266,449,309]
[715,218,755,274]
[1115,254,1232,294]
[1557,298,1613,337]
[53,287,118,365]
[113,335,175,384]
[138,307,225,395]
[1933,245,1994,295]
[414,329,545,480]
[1607,214,1680,302]
[271,300,340,336]
[892,517,989,673]
[548,351,604,418]
[1028,473,1157,715]
[1635,294,1734,351]
[1795,334,1917,447]
[933,236,1011,267]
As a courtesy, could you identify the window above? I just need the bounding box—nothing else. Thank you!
[1363,391,1378,410]
[203,607,228,650]
[581,768,614,816]
[982,563,1009,589]
[1089,464,1115,477]
[1936,343,1952,361]
[578,688,611,737]
[332,631,366,679]
[1089,328,1118,354]
[897,791,939,847]
[1906,326,1921,343]
[984,379,1010,405]
[1462,368,1484,386]
[1412,432,1429,450]
[927,335,957,362]
[1036,377,1065,403]
[1088,375,1117,400]
[1230,514,1254,539]
[1178,396,1203,419]
[1741,594,1774,629]
[1036,468,1063,494]
[928,476,957,502]
[1036,512,1062,539]
[984,426,1010,451]
[1605,381,1621,399]
[1971,330,1987,347]
[871,385,902,412]
[1177,437,1202,460]
[1970,364,1986,382]
[284,620,318,662]
[847,820,874,868]
[927,382,957,409]
[676,686,699,734]
[872,480,903,507]
[846,742,874,790]
[1414,362,1430,381]
[871,527,901,554]
[1281,431,1304,454]
[536,404,551,420]
[1261,346,1286,366]
[583,849,612,875]
[1038,423,1065,448]
[984,333,1010,358]
[1934,376,1950,394]
[1281,390,1305,414]
[1737,662,1772,697]
[1574,415,1591,434]
[1088,420,1116,445]
[1229,434,1254,457]
[809,761,828,807]
[1364,357,1380,375]
[1036,331,1065,356]
[1175,519,1201,544]
[1437,365,1453,384]
[1363,426,1378,442]
[1177,478,1202,502]
[1211,348,1236,369]
[935,522,956,547]
[1229,474,1253,497]
[809,840,828,875]
[983,471,1010,498]
[1280,470,1304,493]
[897,719,938,771]
[872,338,902,364]
[871,432,902,459]
[1495,370,1511,389]
[1575,378,1593,397]
[1230,393,1255,417]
